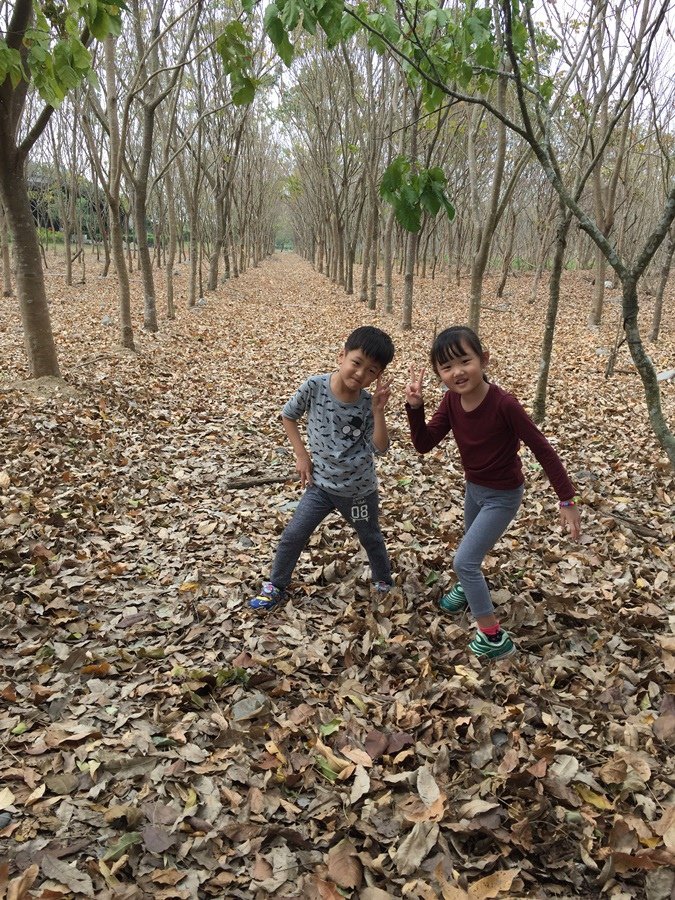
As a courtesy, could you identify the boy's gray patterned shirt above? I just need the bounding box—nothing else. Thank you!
[282,374,385,497]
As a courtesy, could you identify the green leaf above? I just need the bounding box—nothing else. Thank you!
[394,198,421,233]
[314,755,340,782]
[89,9,112,40]
[231,73,255,105]
[265,12,294,66]
[278,0,301,31]
[540,76,554,101]
[0,41,25,88]
[316,0,347,45]
[71,39,92,71]
[442,195,456,221]
[379,155,409,201]
[319,718,342,736]
[102,832,142,862]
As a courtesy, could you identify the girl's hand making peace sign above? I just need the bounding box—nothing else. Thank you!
[406,366,425,409]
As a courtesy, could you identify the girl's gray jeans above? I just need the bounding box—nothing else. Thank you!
[454,481,524,618]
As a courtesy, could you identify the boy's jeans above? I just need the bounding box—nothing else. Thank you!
[270,484,392,591]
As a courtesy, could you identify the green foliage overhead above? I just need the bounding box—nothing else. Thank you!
[380,155,455,232]
[216,20,258,106]
[261,0,556,111]
[0,1,127,108]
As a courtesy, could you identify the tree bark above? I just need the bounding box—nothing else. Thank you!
[532,203,573,422]
[0,168,61,376]
[650,224,674,342]
[102,34,134,351]
[0,201,12,296]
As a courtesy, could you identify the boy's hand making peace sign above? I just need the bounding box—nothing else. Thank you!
[406,366,425,409]
[371,376,392,413]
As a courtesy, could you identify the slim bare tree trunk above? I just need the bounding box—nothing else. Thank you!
[368,199,378,310]
[103,34,134,350]
[360,205,372,302]
[0,201,12,296]
[532,202,573,422]
[650,224,674,342]
[165,168,177,320]
[382,209,395,313]
[468,80,507,330]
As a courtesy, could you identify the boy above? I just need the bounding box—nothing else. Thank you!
[249,326,395,610]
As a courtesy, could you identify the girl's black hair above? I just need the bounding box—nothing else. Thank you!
[431,326,488,380]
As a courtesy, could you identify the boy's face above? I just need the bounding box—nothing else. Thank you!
[337,348,383,391]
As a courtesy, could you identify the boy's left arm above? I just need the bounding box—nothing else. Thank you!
[371,377,391,453]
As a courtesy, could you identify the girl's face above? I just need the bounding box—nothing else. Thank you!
[436,341,489,400]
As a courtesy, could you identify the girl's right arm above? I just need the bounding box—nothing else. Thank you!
[405,366,452,453]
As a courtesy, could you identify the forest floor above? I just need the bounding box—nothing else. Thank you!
[0,250,674,900]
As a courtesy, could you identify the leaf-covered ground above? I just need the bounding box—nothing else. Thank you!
[1,252,674,899]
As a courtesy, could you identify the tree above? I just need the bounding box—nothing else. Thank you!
[0,0,124,377]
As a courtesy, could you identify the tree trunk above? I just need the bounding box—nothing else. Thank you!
[0,168,61,376]
[133,149,157,332]
[623,276,675,467]
[383,208,395,313]
[165,169,177,320]
[109,199,134,349]
[103,34,134,351]
[368,200,378,310]
[402,229,417,330]
[496,209,517,298]
[468,82,507,330]
[360,207,372,302]
[532,203,572,422]
[0,201,12,296]
[589,247,607,326]
[207,195,225,291]
[649,225,674,342]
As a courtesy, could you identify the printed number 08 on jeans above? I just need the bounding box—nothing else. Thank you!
[351,503,370,521]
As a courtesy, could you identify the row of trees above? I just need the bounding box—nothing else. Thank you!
[0,0,673,465]
[0,0,284,369]
[268,0,675,463]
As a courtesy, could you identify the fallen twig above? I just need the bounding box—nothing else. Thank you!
[226,475,290,489]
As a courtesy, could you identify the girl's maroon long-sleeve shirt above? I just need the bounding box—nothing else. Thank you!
[406,383,576,500]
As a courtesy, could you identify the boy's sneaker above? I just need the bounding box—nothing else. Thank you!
[248,582,285,611]
[438,583,468,613]
[372,581,392,593]
[469,628,516,661]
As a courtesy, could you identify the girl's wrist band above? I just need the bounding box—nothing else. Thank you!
[559,496,579,508]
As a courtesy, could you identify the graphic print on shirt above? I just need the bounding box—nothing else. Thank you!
[341,414,364,441]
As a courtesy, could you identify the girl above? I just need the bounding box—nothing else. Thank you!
[406,326,581,660]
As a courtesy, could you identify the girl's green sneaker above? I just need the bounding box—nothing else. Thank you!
[438,583,468,613]
[469,629,516,660]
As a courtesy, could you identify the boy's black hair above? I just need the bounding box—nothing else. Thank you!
[345,326,395,368]
[431,326,488,380]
